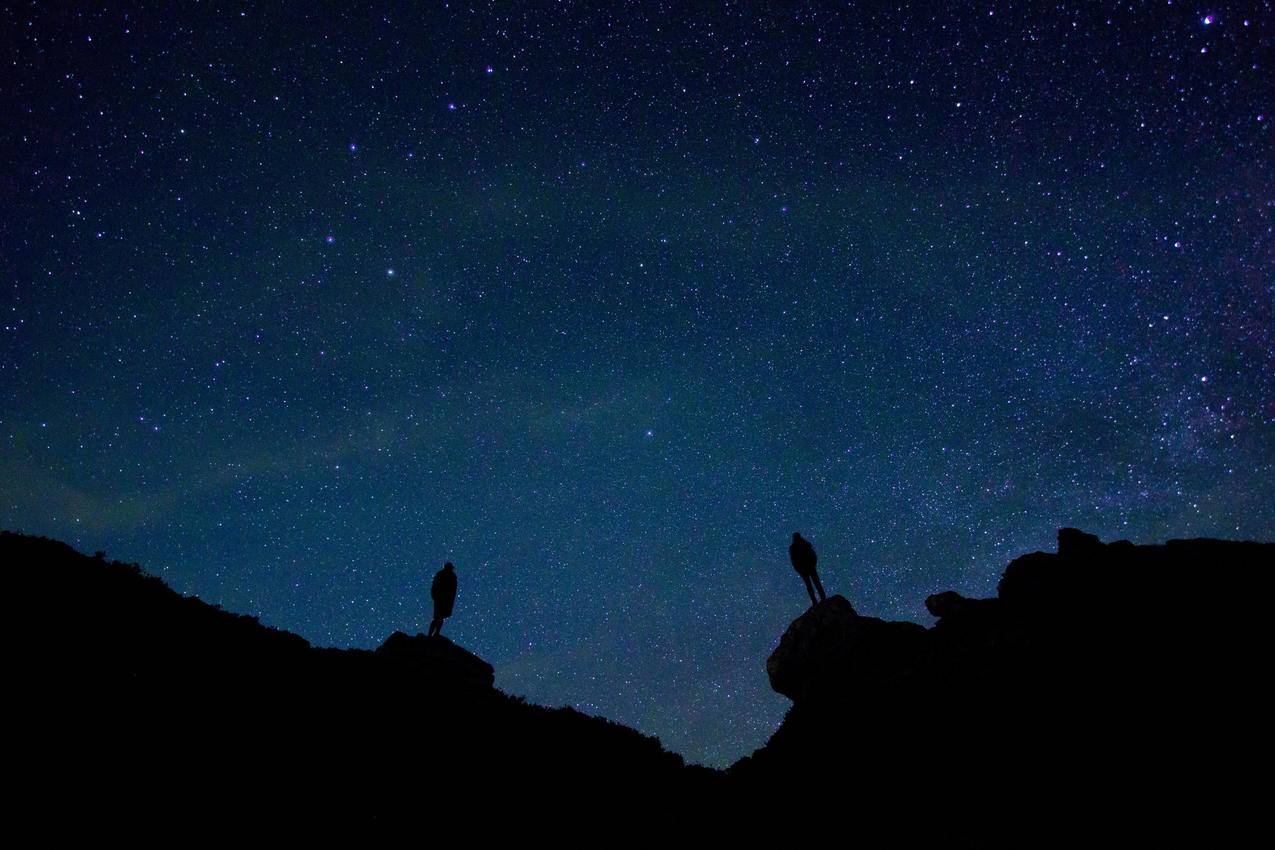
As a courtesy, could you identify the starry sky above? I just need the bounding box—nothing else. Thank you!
[3,1,1272,766]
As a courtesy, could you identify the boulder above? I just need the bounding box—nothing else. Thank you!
[1057,527,1103,558]
[766,595,926,701]
[375,631,495,688]
[996,551,1058,605]
[925,590,972,619]
[998,529,1112,611]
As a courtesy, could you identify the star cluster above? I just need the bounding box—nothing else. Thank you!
[2,2,1272,766]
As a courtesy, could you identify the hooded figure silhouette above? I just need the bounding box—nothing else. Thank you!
[428,562,458,637]
[789,533,826,607]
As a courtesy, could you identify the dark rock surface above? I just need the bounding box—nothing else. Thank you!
[762,528,1274,712]
[8,525,1271,839]
[923,589,968,618]
[375,630,496,688]
[767,595,926,701]
[735,528,1274,843]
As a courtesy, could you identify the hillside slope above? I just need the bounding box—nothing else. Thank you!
[10,526,1271,839]
[6,531,713,827]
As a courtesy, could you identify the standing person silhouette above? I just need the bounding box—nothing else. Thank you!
[428,562,458,637]
[789,532,826,607]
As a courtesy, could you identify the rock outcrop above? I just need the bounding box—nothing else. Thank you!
[763,527,1274,709]
[8,524,1271,839]
[766,596,926,701]
[375,630,495,688]
[738,528,1275,842]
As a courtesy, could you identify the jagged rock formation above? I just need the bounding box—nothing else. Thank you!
[758,527,1273,714]
[736,528,1274,842]
[9,525,1271,838]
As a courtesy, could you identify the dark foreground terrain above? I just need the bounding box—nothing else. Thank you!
[8,528,1271,839]
[738,528,1272,842]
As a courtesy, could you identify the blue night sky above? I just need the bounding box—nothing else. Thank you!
[3,2,1272,766]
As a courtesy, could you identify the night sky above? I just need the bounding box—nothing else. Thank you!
[3,2,1272,767]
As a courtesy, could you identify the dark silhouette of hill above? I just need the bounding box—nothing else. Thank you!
[733,528,1274,844]
[9,527,1271,839]
[5,531,715,830]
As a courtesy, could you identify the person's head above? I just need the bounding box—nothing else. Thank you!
[792,532,802,541]
[444,561,454,572]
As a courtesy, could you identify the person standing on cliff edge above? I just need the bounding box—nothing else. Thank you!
[428,562,458,637]
[789,533,826,607]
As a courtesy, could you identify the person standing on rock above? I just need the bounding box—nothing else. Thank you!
[428,562,458,637]
[789,532,826,607]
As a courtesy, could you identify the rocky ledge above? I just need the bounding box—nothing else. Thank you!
[375,630,496,688]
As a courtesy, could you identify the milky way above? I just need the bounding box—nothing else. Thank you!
[3,2,1272,766]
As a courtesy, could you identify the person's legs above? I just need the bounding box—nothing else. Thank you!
[811,570,827,602]
[802,574,819,607]
[428,617,442,637]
